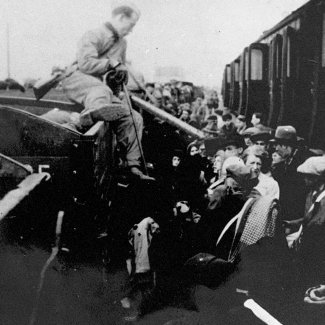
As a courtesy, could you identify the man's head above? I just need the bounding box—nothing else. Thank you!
[250,131,270,155]
[272,151,283,165]
[224,135,245,159]
[272,126,297,159]
[297,156,325,188]
[236,115,246,128]
[251,112,264,127]
[245,154,262,178]
[242,127,260,147]
[226,164,259,194]
[111,2,140,37]
[180,109,191,122]
[222,113,233,127]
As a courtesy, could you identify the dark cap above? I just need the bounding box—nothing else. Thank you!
[250,130,271,143]
[224,134,246,149]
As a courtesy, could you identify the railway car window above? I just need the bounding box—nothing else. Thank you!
[276,46,280,78]
[322,13,325,67]
[275,37,283,79]
[227,66,231,83]
[245,51,249,80]
[251,49,263,80]
[235,62,240,81]
[287,37,291,77]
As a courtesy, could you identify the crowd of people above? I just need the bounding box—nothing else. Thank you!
[24,1,325,322]
[114,98,325,323]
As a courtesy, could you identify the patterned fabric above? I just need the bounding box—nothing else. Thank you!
[229,196,279,262]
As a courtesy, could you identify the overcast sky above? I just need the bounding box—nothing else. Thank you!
[0,0,309,88]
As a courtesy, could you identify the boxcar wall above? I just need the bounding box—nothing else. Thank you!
[223,0,325,149]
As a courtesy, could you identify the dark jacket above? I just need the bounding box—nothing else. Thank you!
[272,148,309,221]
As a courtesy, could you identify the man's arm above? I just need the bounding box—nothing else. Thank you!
[77,27,121,75]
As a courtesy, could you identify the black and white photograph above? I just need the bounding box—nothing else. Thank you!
[1,0,325,324]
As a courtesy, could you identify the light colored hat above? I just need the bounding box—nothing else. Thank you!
[297,156,325,176]
[221,156,245,178]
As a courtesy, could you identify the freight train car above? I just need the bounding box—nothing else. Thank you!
[222,0,325,148]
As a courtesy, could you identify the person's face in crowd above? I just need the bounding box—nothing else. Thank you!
[172,156,180,167]
[213,156,223,173]
[236,118,246,129]
[246,155,262,178]
[224,145,243,159]
[114,13,139,37]
[224,119,232,127]
[180,110,189,121]
[251,114,260,127]
[303,174,320,188]
[190,146,199,156]
[272,151,283,165]
[252,140,267,155]
[244,136,253,147]
[199,144,206,157]
[275,143,293,159]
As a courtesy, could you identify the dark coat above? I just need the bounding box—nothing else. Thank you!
[272,148,309,221]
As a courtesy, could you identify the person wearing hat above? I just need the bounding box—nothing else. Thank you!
[271,126,310,221]
[235,115,247,135]
[223,134,246,160]
[251,112,272,132]
[283,157,325,300]
[250,130,271,156]
[202,115,221,138]
[221,113,237,138]
[61,2,154,180]
[179,109,192,123]
[242,127,261,147]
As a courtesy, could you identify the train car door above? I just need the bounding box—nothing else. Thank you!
[279,27,297,126]
[245,43,269,122]
[239,48,248,115]
[230,57,240,113]
[268,34,283,128]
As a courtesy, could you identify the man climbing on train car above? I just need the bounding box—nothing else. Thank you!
[62,1,154,180]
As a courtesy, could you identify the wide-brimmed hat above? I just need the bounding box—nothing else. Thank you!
[297,156,325,176]
[203,120,219,135]
[270,126,297,144]
[250,130,271,143]
[224,134,246,149]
